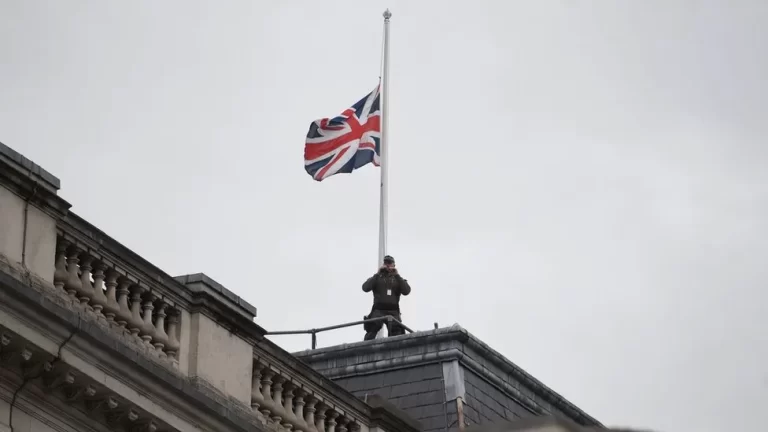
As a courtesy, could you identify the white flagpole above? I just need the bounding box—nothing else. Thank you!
[376,9,392,340]
[378,8,391,267]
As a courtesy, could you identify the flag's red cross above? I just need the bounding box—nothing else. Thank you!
[312,108,380,179]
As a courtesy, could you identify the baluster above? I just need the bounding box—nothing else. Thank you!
[270,375,285,424]
[152,299,169,354]
[103,269,120,322]
[326,410,339,432]
[115,278,132,329]
[77,253,94,310]
[348,421,360,432]
[337,416,349,432]
[127,285,145,338]
[64,246,81,299]
[251,363,265,412]
[315,403,328,432]
[140,292,156,346]
[281,382,296,430]
[53,239,69,293]
[165,309,181,361]
[90,262,108,316]
[259,370,275,419]
[304,396,317,430]
[293,388,307,427]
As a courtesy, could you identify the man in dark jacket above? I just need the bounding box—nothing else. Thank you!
[362,255,411,341]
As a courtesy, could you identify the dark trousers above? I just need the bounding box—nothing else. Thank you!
[363,308,404,341]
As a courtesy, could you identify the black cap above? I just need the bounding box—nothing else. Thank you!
[383,255,395,264]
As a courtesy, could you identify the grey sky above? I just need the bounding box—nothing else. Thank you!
[2,1,767,431]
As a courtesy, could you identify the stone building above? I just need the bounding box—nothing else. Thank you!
[0,142,605,432]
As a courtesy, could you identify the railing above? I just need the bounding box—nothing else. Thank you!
[251,357,364,432]
[51,213,197,367]
[52,234,182,363]
[266,316,414,349]
[253,317,416,431]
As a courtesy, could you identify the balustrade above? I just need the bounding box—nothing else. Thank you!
[51,236,182,363]
[251,360,362,432]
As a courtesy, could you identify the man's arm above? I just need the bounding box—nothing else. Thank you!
[398,275,411,295]
[362,274,378,292]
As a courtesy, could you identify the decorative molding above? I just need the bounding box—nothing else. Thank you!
[0,328,173,432]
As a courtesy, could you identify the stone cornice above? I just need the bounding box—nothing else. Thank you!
[295,325,602,427]
[0,372,105,432]
[0,264,268,432]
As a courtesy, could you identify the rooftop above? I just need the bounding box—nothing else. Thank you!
[294,324,601,430]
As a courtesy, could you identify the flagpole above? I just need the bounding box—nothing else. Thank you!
[375,9,391,340]
[378,9,391,267]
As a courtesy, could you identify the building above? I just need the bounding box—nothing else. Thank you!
[0,142,604,432]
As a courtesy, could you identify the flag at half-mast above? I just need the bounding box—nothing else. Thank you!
[304,85,381,181]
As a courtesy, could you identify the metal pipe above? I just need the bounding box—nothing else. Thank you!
[265,315,413,337]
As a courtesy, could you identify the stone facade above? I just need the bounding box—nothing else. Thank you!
[294,325,603,432]
[0,142,417,432]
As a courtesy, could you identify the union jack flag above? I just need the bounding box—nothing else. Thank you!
[304,85,381,181]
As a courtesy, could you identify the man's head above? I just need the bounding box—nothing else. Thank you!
[383,255,395,270]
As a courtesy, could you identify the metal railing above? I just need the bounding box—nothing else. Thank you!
[265,316,414,349]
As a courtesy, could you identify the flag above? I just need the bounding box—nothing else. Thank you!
[304,85,381,181]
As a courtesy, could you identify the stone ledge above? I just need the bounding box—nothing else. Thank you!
[174,273,257,319]
[0,141,60,191]
[0,142,71,219]
[0,264,268,432]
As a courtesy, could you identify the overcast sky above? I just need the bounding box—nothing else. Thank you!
[2,1,767,431]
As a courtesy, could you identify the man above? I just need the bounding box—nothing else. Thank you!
[362,255,411,341]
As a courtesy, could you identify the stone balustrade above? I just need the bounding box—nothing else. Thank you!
[52,235,182,363]
[251,358,363,432]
